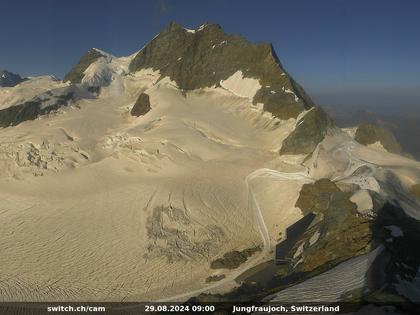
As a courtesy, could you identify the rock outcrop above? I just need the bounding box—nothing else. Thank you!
[131,93,151,117]
[63,48,105,84]
[280,107,335,155]
[355,122,402,154]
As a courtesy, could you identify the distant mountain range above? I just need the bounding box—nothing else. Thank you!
[0,69,26,87]
[325,105,420,160]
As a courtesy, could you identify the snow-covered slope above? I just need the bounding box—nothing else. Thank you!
[0,75,62,109]
[0,22,419,307]
[80,48,133,87]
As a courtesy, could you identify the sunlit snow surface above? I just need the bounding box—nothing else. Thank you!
[220,71,261,99]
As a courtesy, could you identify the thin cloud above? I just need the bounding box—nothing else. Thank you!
[157,0,172,14]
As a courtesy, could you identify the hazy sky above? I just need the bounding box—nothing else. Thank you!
[1,0,419,108]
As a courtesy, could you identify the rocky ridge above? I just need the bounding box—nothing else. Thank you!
[0,69,26,87]
[129,22,315,120]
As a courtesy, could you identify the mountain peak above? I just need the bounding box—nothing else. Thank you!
[0,69,26,87]
[164,20,183,32]
[63,48,106,84]
[163,21,222,35]
[354,122,402,154]
[129,22,315,120]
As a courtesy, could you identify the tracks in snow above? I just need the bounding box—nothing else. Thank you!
[158,142,379,302]
[158,168,314,302]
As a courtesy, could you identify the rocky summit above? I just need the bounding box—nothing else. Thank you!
[129,22,314,120]
[63,49,105,84]
[355,122,402,154]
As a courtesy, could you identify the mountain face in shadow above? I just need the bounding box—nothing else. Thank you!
[0,69,26,87]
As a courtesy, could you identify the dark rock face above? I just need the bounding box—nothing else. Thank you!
[0,70,26,87]
[130,93,151,117]
[355,122,402,154]
[280,107,335,155]
[129,22,313,120]
[210,246,261,270]
[0,92,73,128]
[370,202,420,304]
[63,49,104,84]
[205,274,226,283]
[292,179,373,272]
[295,178,341,215]
[275,213,316,264]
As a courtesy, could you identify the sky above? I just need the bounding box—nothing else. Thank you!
[1,0,420,109]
